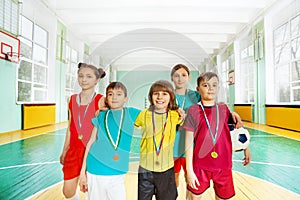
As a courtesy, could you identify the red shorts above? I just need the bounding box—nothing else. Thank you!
[187,168,235,199]
[174,157,186,173]
[62,147,85,180]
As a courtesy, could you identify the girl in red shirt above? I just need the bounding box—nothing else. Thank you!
[60,63,106,200]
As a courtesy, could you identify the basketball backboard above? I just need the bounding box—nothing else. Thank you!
[0,30,20,63]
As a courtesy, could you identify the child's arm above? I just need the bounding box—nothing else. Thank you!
[242,147,251,166]
[185,130,200,189]
[95,96,108,116]
[60,109,71,165]
[177,107,186,121]
[220,102,243,128]
[232,112,243,128]
[79,126,98,192]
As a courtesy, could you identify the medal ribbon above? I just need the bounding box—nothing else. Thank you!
[152,108,169,156]
[175,89,187,109]
[198,101,219,145]
[104,109,124,150]
[77,92,96,129]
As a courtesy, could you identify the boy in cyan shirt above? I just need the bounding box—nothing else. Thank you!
[79,82,140,200]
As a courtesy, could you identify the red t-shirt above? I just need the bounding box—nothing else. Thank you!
[183,103,232,170]
[68,93,102,148]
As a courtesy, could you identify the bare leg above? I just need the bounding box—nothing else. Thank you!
[215,194,230,200]
[63,177,79,198]
[187,191,202,200]
[175,172,180,187]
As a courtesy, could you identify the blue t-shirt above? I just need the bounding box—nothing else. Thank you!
[87,107,140,175]
[173,90,201,158]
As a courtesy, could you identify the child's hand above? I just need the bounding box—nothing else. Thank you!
[177,108,186,120]
[95,109,101,117]
[95,97,108,116]
[99,97,108,110]
[232,112,243,128]
[59,152,66,165]
[79,172,88,193]
[186,170,200,190]
[242,147,251,166]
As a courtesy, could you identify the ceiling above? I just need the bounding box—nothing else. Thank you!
[40,0,277,71]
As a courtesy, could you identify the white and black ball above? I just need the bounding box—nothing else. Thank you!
[230,127,250,152]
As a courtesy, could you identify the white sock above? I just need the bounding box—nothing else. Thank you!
[66,192,79,200]
[85,192,89,200]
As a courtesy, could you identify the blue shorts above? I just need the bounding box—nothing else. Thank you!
[187,168,235,199]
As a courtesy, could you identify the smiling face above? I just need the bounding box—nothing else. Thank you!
[151,91,171,113]
[77,67,99,91]
[148,80,177,112]
[106,88,128,110]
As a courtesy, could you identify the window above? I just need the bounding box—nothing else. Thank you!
[274,14,300,103]
[0,0,19,35]
[65,45,78,102]
[220,55,233,104]
[17,16,49,103]
[239,33,255,104]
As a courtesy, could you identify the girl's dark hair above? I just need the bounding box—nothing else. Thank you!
[106,81,127,97]
[78,62,106,79]
[170,64,190,78]
[148,80,178,110]
[197,72,219,86]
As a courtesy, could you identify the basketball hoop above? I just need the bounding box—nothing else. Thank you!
[5,52,20,63]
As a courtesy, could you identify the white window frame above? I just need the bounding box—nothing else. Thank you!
[273,13,300,104]
[65,45,79,102]
[17,15,49,103]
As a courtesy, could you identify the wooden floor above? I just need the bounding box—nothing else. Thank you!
[0,122,68,145]
[28,162,300,200]
[242,121,300,140]
[1,121,299,200]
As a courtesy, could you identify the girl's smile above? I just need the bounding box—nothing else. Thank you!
[152,91,170,113]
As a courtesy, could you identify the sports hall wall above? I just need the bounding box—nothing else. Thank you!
[117,70,199,110]
[1,0,300,134]
[0,60,22,132]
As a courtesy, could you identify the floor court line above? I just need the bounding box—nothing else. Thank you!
[0,161,59,170]
[233,159,300,169]
[1,159,298,172]
[0,122,299,199]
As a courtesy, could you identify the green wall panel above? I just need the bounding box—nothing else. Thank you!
[55,60,68,123]
[117,70,199,109]
[0,60,21,133]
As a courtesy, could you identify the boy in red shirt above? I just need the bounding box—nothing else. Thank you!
[184,72,250,200]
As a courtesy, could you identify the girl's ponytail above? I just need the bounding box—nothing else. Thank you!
[97,68,106,79]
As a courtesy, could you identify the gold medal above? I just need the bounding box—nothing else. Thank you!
[155,161,160,165]
[211,151,218,158]
[113,154,119,161]
[78,134,83,140]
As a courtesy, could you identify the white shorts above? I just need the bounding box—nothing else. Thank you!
[87,172,126,200]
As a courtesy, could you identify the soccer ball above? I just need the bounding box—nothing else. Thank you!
[230,127,250,152]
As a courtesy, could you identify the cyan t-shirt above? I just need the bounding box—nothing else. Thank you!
[173,90,201,158]
[87,107,140,175]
